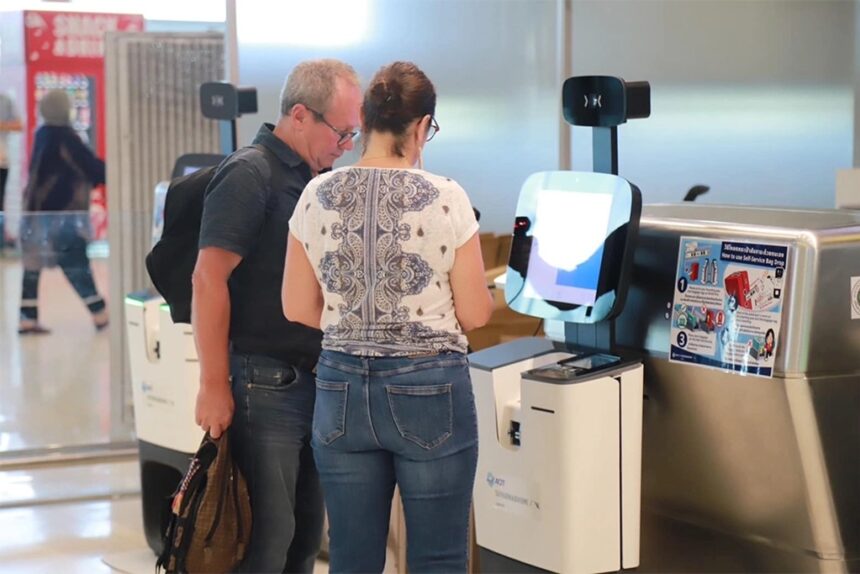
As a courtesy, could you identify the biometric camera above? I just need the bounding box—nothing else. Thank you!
[562,76,650,128]
[200,82,258,121]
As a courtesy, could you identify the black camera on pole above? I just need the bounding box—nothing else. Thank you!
[200,82,258,121]
[199,82,258,154]
[562,76,650,128]
[561,76,650,174]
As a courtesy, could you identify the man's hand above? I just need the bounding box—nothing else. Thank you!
[195,377,234,439]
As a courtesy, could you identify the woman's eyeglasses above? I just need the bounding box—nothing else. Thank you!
[426,116,440,142]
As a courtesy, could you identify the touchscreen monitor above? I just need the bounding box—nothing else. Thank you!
[170,153,225,179]
[505,171,640,324]
[521,189,612,306]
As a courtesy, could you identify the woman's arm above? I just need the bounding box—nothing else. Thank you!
[450,232,494,331]
[282,233,324,329]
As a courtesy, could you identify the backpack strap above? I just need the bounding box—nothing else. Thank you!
[229,141,296,254]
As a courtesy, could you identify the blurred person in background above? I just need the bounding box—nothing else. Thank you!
[18,89,108,334]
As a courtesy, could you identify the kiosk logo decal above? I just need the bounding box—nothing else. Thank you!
[850,277,860,320]
[486,472,505,488]
[486,472,541,517]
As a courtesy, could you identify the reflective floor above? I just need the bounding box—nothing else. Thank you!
[0,253,149,572]
[0,458,336,573]
[0,471,331,574]
[0,489,146,574]
[0,255,120,453]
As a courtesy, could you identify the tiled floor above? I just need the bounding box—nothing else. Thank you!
[0,459,338,574]
[0,460,140,508]
[0,494,147,574]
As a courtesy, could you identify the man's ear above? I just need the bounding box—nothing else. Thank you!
[291,103,309,124]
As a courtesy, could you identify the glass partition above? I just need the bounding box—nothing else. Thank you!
[0,211,134,457]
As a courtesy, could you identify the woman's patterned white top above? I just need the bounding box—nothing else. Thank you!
[289,166,479,356]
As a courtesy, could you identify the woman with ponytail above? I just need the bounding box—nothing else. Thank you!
[283,61,493,572]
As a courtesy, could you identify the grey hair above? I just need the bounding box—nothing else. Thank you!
[39,90,72,126]
[279,59,360,117]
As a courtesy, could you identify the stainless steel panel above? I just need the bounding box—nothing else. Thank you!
[617,204,860,566]
[639,361,860,567]
[639,510,854,573]
[642,359,820,555]
[809,375,860,559]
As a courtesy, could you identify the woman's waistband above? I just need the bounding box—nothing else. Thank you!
[318,349,468,376]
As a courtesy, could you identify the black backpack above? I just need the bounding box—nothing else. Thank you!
[145,144,266,324]
[145,164,219,324]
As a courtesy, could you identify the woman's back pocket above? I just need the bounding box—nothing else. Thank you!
[386,383,452,449]
[314,380,349,445]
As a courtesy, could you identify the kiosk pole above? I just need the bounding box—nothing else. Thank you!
[218,119,237,155]
[564,124,620,351]
[593,126,618,176]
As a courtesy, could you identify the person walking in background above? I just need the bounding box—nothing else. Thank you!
[193,59,362,573]
[0,90,23,252]
[18,89,108,335]
[283,61,493,572]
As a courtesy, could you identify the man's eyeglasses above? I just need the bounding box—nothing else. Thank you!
[426,116,440,142]
[305,105,358,146]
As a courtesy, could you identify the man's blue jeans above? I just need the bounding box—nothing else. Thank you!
[229,353,324,573]
[312,350,478,573]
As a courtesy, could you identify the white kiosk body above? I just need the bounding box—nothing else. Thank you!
[125,291,203,552]
[470,342,643,573]
[126,293,202,452]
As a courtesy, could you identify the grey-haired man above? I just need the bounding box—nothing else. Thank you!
[192,59,361,572]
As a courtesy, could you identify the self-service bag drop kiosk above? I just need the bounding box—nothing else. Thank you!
[617,205,860,572]
[470,77,650,574]
[470,172,644,574]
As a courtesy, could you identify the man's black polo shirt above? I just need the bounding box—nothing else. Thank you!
[199,123,322,370]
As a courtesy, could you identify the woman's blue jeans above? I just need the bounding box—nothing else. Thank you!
[313,350,478,573]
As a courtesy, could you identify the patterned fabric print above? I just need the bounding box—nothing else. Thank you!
[317,169,371,333]
[317,169,457,355]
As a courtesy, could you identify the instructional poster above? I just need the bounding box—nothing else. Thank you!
[669,237,789,378]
